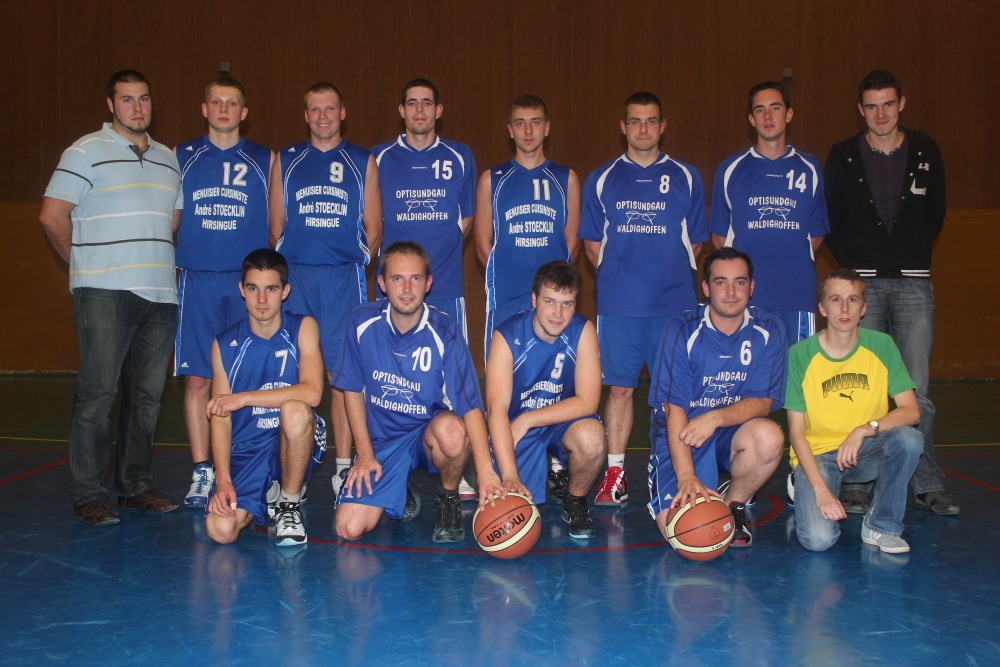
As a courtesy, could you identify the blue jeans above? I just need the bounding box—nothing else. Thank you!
[857,278,943,494]
[70,288,177,505]
[793,426,923,551]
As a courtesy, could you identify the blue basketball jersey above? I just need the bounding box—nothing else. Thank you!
[277,140,372,267]
[373,135,477,300]
[497,309,588,422]
[579,153,709,318]
[485,160,572,311]
[648,304,787,429]
[175,137,271,271]
[331,301,482,446]
[710,146,829,312]
[217,312,306,445]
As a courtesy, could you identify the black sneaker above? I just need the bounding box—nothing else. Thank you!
[561,494,596,539]
[433,490,464,542]
[403,482,421,521]
[915,491,960,515]
[728,501,752,547]
[547,469,569,504]
[840,488,870,515]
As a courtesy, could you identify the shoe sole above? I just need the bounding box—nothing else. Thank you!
[594,494,627,506]
[842,503,868,515]
[184,497,208,508]
[861,535,910,553]
[276,536,307,547]
[914,501,959,516]
[118,504,179,513]
[77,516,120,526]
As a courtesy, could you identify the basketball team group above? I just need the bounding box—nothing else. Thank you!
[39,67,954,557]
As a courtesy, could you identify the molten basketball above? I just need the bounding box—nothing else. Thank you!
[664,495,734,561]
[473,493,541,559]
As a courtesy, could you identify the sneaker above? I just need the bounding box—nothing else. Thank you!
[299,482,308,504]
[840,488,869,515]
[332,467,350,495]
[786,472,795,507]
[274,502,307,546]
[458,477,477,501]
[861,523,910,553]
[561,495,596,539]
[75,499,120,525]
[184,463,214,508]
[403,483,421,521]
[433,490,464,543]
[717,479,756,507]
[266,480,281,525]
[729,501,753,547]
[914,491,960,516]
[118,488,179,513]
[595,466,628,506]
[547,469,569,505]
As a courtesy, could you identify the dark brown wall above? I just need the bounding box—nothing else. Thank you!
[3,1,999,376]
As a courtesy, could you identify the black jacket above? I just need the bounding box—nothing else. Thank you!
[823,129,945,278]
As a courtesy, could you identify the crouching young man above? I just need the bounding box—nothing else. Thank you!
[786,269,923,553]
[205,249,326,546]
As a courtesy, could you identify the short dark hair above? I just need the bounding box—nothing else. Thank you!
[379,241,431,280]
[510,94,547,122]
[858,70,902,104]
[703,247,754,282]
[241,248,288,286]
[747,81,791,113]
[819,268,867,303]
[205,76,247,105]
[401,78,439,106]
[304,82,343,108]
[107,70,149,100]
[622,92,661,122]
[532,260,582,299]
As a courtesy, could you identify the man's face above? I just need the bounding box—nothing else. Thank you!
[240,268,289,324]
[107,81,152,136]
[304,91,346,141]
[203,86,247,134]
[620,103,665,153]
[749,89,792,143]
[859,88,906,138]
[703,258,754,320]
[531,285,577,340]
[399,86,442,136]
[378,253,432,317]
[508,107,550,155]
[818,278,867,334]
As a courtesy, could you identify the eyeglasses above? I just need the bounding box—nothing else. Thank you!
[625,118,661,127]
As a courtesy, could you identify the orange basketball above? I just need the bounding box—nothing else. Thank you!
[664,495,734,561]
[473,493,541,559]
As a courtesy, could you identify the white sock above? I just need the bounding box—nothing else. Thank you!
[336,457,351,474]
[608,454,625,469]
[279,488,301,504]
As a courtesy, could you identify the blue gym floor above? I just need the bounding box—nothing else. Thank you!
[1,377,998,666]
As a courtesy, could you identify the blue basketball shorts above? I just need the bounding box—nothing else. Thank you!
[597,315,673,387]
[175,269,246,378]
[285,263,367,371]
[484,297,532,364]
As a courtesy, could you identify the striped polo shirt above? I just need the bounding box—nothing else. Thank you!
[44,123,182,304]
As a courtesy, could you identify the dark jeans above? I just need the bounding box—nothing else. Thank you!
[70,288,177,505]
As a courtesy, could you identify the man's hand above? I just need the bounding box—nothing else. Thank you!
[836,425,870,471]
[477,471,507,508]
[500,474,532,501]
[678,412,721,448]
[208,480,238,517]
[670,475,718,509]
[509,415,531,450]
[347,453,382,498]
[206,393,248,418]
[814,486,847,521]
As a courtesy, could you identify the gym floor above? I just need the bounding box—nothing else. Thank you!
[2,376,997,666]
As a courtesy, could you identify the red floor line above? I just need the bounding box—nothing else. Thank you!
[0,457,68,485]
[942,467,1000,492]
[749,495,785,528]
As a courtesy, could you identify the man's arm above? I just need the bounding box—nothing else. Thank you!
[464,407,505,506]
[822,148,849,264]
[473,169,494,266]
[206,316,325,417]
[787,410,845,521]
[666,403,717,508]
[811,236,824,252]
[343,389,382,498]
[583,240,601,268]
[711,233,726,249]
[363,154,383,256]
[207,340,238,517]
[835,389,920,471]
[564,170,582,260]
[484,333,531,498]
[267,155,285,249]
[38,197,75,263]
[677,397,774,448]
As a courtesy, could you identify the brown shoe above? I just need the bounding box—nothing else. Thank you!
[75,499,121,525]
[118,488,179,513]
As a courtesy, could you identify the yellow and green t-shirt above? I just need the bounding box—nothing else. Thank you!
[785,328,915,468]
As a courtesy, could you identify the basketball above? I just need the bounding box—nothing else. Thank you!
[473,493,541,559]
[664,495,734,561]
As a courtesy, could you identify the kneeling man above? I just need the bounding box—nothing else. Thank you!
[786,269,922,553]
[648,247,787,547]
[485,260,606,539]
[205,249,326,546]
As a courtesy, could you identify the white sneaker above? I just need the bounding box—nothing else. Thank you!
[458,477,476,500]
[266,480,280,524]
[184,463,214,507]
[861,524,910,553]
[332,467,350,495]
[275,502,307,546]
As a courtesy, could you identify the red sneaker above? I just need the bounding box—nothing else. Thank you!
[595,466,628,506]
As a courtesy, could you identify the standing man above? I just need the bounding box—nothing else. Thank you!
[710,81,828,343]
[824,70,958,515]
[579,92,709,506]
[485,260,605,539]
[647,248,786,547]
[332,242,503,543]
[40,70,181,524]
[269,83,382,496]
[474,95,581,361]
[174,76,275,507]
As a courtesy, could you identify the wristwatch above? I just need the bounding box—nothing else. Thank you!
[867,420,880,437]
